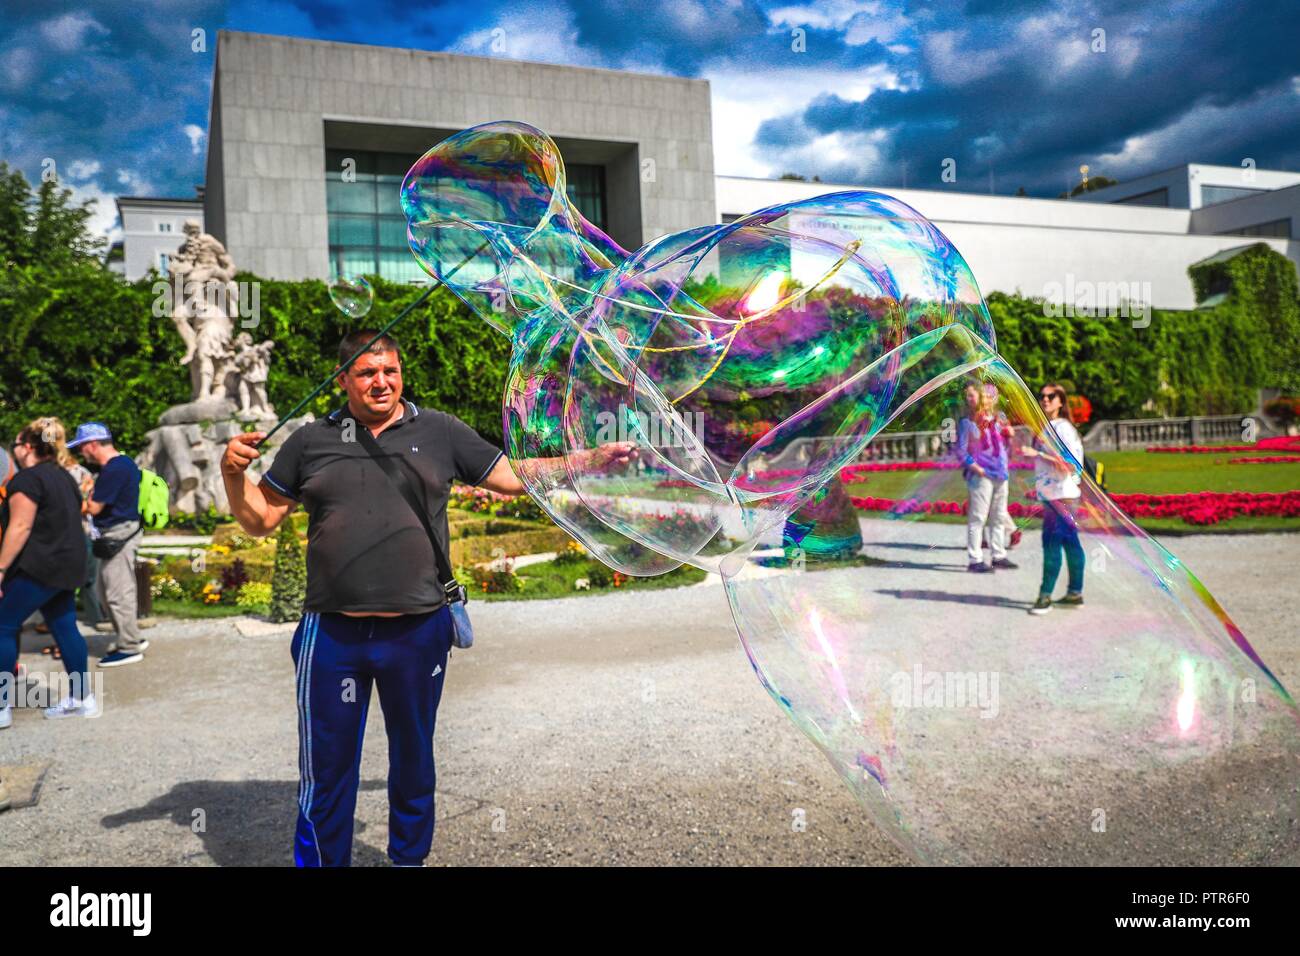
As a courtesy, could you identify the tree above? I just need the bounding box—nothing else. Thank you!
[1059,174,1119,199]
[268,518,307,622]
[0,163,33,265]
[29,178,106,266]
[0,162,105,268]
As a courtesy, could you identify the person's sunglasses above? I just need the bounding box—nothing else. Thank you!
[1039,393,1059,401]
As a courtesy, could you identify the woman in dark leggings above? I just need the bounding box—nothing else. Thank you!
[1020,383,1086,614]
[0,420,94,729]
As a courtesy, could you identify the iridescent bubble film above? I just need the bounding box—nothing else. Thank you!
[402,121,1300,864]
[328,275,374,319]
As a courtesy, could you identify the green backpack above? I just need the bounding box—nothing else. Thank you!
[138,468,170,530]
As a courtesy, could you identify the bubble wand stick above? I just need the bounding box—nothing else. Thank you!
[256,243,487,448]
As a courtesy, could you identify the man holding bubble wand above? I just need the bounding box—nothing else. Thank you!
[219,259,635,866]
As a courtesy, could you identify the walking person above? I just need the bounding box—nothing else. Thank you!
[67,423,145,666]
[957,382,1016,573]
[0,420,96,732]
[55,424,107,631]
[30,419,105,649]
[1021,383,1086,614]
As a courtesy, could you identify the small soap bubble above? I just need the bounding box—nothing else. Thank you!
[328,275,374,319]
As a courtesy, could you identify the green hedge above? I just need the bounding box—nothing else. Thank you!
[2,245,1296,449]
[0,264,510,454]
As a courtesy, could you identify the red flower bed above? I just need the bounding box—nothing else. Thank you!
[849,490,1300,526]
[1107,491,1300,525]
[658,458,1034,490]
[1147,436,1300,454]
[840,460,1032,482]
[848,496,1046,519]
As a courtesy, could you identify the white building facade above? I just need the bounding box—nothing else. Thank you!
[719,175,1297,311]
[115,196,204,281]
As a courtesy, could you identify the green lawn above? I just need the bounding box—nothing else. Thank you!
[152,598,258,619]
[1091,449,1300,495]
[474,556,708,602]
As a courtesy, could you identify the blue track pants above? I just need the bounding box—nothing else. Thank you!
[290,608,453,867]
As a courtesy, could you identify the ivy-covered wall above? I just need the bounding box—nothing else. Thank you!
[991,242,1299,418]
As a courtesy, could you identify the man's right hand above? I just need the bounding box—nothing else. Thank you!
[222,432,265,476]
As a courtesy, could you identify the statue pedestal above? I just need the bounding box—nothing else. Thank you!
[137,407,312,515]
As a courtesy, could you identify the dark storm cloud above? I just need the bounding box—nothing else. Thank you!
[3,0,1297,241]
[756,0,1300,192]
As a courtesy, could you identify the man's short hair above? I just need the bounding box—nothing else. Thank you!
[338,330,401,370]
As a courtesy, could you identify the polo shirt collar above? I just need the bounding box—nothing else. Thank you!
[328,400,419,429]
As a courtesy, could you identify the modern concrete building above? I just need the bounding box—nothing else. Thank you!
[178,30,1300,313]
[1076,162,1300,215]
[202,30,712,281]
[114,196,204,280]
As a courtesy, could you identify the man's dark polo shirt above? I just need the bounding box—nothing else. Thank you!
[261,400,503,614]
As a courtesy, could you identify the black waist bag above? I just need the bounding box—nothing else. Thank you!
[354,425,474,649]
[92,524,141,560]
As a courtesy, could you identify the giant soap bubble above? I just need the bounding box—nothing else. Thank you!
[402,121,1300,864]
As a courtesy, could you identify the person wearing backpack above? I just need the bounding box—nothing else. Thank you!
[67,422,146,667]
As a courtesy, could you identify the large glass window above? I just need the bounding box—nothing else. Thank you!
[326,149,412,282]
[1219,218,1291,238]
[1115,188,1169,207]
[566,164,606,231]
[326,148,607,282]
[1200,185,1266,207]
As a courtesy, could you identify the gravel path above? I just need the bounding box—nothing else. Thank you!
[1,528,1296,866]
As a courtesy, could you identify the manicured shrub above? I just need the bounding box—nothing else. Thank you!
[268,519,307,623]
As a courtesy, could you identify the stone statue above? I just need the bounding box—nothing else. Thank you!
[168,220,238,401]
[233,332,275,418]
[138,224,308,515]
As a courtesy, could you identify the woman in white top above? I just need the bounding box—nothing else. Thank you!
[1018,383,1085,615]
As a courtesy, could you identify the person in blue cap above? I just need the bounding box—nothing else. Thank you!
[67,423,145,667]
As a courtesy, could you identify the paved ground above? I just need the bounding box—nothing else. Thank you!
[1,525,1296,866]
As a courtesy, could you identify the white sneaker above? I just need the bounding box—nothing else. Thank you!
[43,694,100,719]
[105,640,149,653]
[0,706,11,730]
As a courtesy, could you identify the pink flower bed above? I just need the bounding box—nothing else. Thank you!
[841,460,1032,482]
[849,490,1300,527]
[657,459,1033,489]
[1108,491,1300,525]
[1147,436,1300,454]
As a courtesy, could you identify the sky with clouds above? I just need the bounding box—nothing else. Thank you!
[2,0,1298,242]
